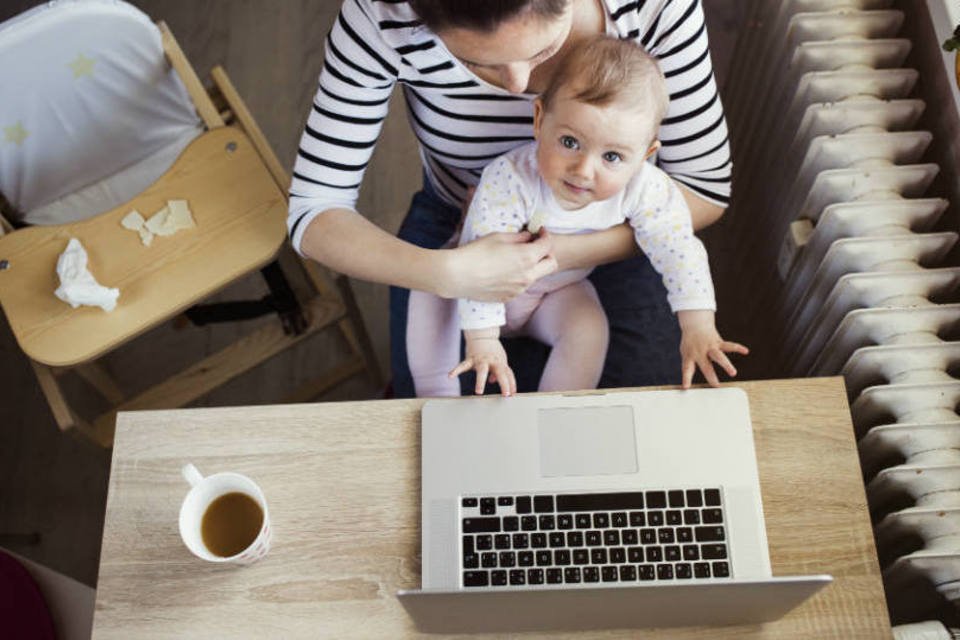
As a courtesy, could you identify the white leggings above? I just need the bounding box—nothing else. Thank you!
[407,278,610,397]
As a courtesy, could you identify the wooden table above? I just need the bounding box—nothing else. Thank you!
[92,378,892,638]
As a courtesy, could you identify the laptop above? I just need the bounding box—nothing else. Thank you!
[398,387,832,633]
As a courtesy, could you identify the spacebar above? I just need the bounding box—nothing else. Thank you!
[556,492,646,511]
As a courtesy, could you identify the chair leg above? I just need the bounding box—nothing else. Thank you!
[73,362,125,405]
[30,361,107,447]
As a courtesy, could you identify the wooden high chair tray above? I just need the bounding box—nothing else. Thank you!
[0,127,287,367]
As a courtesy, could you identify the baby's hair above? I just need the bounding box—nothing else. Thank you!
[408,0,568,33]
[540,35,668,143]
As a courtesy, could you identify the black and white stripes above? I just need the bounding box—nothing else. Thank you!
[288,0,731,252]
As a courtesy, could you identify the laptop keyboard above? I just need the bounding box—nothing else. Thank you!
[459,489,729,588]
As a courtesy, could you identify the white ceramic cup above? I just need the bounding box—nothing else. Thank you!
[178,463,271,565]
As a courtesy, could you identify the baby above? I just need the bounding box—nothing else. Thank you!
[411,35,746,396]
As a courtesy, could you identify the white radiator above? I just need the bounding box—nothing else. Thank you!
[722,0,960,627]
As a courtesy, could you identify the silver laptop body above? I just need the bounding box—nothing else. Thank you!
[399,388,832,632]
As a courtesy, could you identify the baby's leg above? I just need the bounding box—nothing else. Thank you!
[407,289,461,397]
[525,279,609,392]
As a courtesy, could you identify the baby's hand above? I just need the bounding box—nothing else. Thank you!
[449,336,517,396]
[677,310,749,389]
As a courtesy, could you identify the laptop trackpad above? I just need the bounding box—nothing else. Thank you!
[538,406,638,477]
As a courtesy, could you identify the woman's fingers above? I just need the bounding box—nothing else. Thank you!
[681,357,696,389]
[698,357,721,387]
[709,349,737,378]
[721,341,749,355]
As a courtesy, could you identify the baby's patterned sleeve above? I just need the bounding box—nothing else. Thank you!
[627,168,716,312]
[457,157,531,330]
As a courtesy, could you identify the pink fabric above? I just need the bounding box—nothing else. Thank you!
[0,550,56,640]
[407,279,608,396]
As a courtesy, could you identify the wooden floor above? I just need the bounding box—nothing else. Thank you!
[0,0,745,587]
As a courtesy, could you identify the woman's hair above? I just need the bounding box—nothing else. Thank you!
[408,0,568,33]
[540,35,669,143]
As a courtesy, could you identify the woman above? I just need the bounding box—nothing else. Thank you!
[287,0,731,396]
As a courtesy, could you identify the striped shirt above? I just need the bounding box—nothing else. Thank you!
[288,0,732,253]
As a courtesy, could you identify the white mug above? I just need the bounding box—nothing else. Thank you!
[178,463,272,565]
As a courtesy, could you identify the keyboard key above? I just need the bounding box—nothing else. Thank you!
[583,567,600,583]
[664,545,681,562]
[515,496,532,514]
[536,550,552,566]
[499,551,516,567]
[575,514,592,529]
[531,533,548,548]
[534,495,554,513]
[695,526,725,542]
[604,530,621,546]
[463,517,500,533]
[682,545,700,561]
[622,529,639,545]
[683,510,701,525]
[627,547,644,563]
[498,496,514,506]
[657,528,674,544]
[677,527,693,543]
[480,497,496,515]
[548,532,564,548]
[619,565,637,581]
[539,515,556,530]
[546,568,563,584]
[640,528,656,545]
[463,571,488,587]
[567,531,584,547]
[602,566,619,582]
[491,569,507,586]
[463,553,479,568]
[702,544,727,560]
[476,535,493,550]
[481,552,497,568]
[609,547,626,564]
[518,551,534,567]
[629,511,645,527]
[666,510,682,526]
[462,497,478,508]
[494,534,511,549]
[503,516,519,532]
[638,564,656,581]
[694,562,711,578]
[585,531,602,546]
[593,513,610,529]
[556,492,645,512]
[646,491,667,509]
[657,564,674,580]
[512,533,529,549]
[668,490,685,507]
[591,548,608,564]
[528,568,545,585]
[564,567,582,583]
[521,516,538,531]
[703,509,724,524]
[705,489,721,506]
[463,536,474,555]
[612,512,628,527]
[648,511,664,526]
[676,563,692,579]
[510,569,526,585]
[645,547,662,562]
[686,489,703,507]
[712,561,730,578]
[558,514,574,529]
[554,549,571,565]
[573,549,589,565]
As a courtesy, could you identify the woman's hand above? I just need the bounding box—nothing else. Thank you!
[440,230,557,302]
[449,329,517,396]
[677,310,749,388]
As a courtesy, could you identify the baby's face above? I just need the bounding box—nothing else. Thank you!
[534,89,655,210]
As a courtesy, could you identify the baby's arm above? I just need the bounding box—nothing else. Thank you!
[626,167,747,388]
[449,327,517,396]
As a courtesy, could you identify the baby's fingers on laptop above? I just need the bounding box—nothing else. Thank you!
[489,362,515,396]
[475,362,490,395]
[449,358,475,379]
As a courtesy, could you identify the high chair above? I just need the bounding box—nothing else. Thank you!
[0,0,382,447]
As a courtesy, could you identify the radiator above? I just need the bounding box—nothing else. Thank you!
[721,0,960,628]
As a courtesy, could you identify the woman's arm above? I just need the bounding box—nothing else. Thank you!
[300,207,557,302]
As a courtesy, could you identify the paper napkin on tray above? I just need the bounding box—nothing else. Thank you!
[54,238,119,312]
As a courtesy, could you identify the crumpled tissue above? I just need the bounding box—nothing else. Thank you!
[54,238,120,312]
